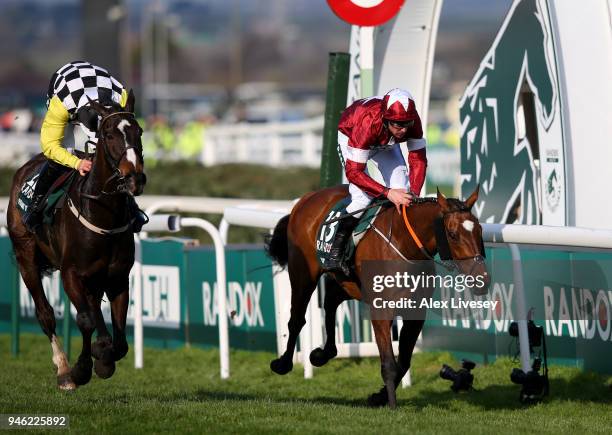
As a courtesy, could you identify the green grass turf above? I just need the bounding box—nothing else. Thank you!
[0,334,610,434]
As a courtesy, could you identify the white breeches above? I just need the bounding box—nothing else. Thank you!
[337,132,408,217]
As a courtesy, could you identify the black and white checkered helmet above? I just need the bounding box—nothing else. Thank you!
[46,60,124,113]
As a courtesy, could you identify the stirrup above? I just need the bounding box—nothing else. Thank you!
[326,244,352,274]
[326,257,352,276]
[24,210,43,232]
[338,260,352,276]
[24,196,46,232]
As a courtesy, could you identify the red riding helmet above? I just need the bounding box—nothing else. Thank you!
[382,88,418,122]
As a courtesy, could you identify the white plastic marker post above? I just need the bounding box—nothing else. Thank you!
[180,217,230,379]
[133,235,143,369]
[302,299,314,379]
[134,214,181,369]
[360,25,374,97]
[0,211,7,235]
[509,244,531,373]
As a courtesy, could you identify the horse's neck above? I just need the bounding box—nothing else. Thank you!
[80,144,126,214]
[390,201,441,255]
[82,147,106,193]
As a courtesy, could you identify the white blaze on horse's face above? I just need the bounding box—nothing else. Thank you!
[462,220,475,232]
[117,119,137,167]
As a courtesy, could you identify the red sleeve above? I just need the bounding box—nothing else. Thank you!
[345,160,387,197]
[343,112,387,197]
[408,148,427,195]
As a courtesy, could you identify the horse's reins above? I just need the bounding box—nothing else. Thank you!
[400,203,486,274]
[400,203,457,271]
[350,199,483,272]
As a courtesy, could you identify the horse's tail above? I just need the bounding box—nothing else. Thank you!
[264,214,290,268]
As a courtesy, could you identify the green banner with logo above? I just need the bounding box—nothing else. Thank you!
[422,246,612,374]
[184,246,276,352]
[2,235,611,374]
[0,238,276,353]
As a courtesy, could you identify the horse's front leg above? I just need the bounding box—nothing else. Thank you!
[394,319,424,386]
[369,319,398,409]
[61,268,97,386]
[87,298,116,379]
[108,284,129,361]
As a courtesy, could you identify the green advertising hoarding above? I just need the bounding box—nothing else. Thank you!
[0,238,277,353]
[422,246,612,374]
[184,245,277,352]
[2,235,610,374]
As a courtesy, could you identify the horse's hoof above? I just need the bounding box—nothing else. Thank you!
[57,373,77,391]
[113,343,128,361]
[94,359,116,379]
[309,347,336,367]
[270,358,293,375]
[70,358,93,386]
[92,338,113,361]
[367,388,389,408]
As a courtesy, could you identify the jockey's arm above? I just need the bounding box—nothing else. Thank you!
[344,119,388,198]
[405,115,427,196]
[40,96,81,170]
[40,90,128,172]
[345,159,387,197]
[407,146,427,196]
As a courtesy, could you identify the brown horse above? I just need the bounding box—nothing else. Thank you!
[265,185,489,408]
[7,92,145,390]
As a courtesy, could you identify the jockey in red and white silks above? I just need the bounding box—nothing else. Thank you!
[337,88,428,217]
[327,88,427,275]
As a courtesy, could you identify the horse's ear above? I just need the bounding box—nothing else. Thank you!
[465,184,480,209]
[125,89,135,113]
[437,187,450,212]
[87,97,111,118]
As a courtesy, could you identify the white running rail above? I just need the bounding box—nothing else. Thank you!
[201,117,323,167]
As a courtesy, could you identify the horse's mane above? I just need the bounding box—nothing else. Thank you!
[380,196,469,213]
[410,197,438,205]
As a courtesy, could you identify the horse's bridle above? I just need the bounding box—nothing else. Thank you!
[80,111,140,201]
[400,204,486,273]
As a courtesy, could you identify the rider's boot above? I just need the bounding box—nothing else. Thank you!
[24,193,46,232]
[327,216,360,276]
[24,163,58,232]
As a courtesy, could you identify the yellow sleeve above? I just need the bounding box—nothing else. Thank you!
[40,96,81,170]
[120,89,128,108]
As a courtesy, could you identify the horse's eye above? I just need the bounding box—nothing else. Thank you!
[105,133,113,140]
[448,231,458,240]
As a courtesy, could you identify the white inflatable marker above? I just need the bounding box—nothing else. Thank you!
[351,0,385,7]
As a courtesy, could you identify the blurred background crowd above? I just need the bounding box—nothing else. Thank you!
[0,0,510,188]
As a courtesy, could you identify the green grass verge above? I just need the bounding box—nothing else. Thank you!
[1,334,610,434]
[0,162,320,244]
[0,162,321,199]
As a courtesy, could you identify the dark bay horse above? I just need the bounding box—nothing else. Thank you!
[7,91,145,390]
[265,185,489,408]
